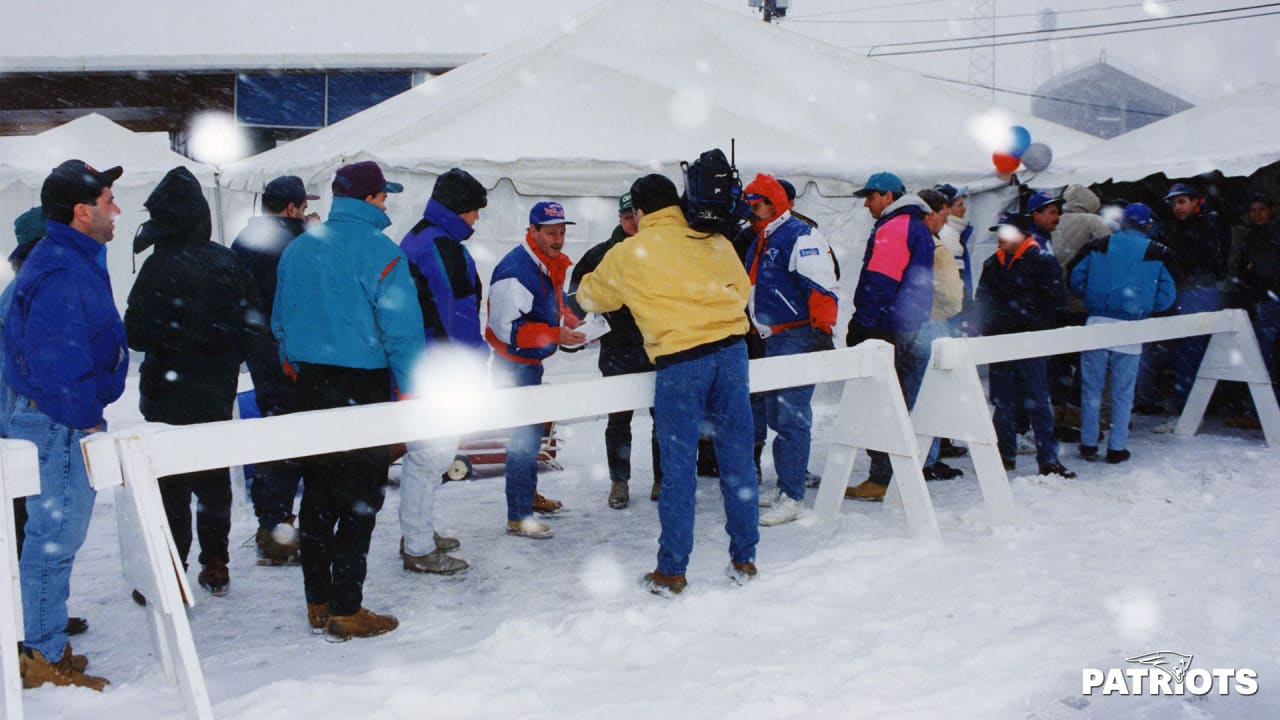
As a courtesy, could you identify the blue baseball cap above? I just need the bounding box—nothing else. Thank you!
[263,175,320,204]
[934,183,968,202]
[989,212,1034,235]
[529,201,575,226]
[1122,202,1154,227]
[1163,182,1201,202]
[853,171,906,197]
[1025,191,1062,214]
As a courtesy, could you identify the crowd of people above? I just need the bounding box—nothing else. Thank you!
[3,154,1276,691]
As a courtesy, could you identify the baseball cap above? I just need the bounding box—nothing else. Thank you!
[1122,202,1154,227]
[1163,182,1201,202]
[263,175,320,205]
[853,171,906,198]
[989,212,1034,235]
[934,183,968,202]
[332,161,404,199]
[40,159,123,217]
[529,201,575,226]
[618,192,633,213]
[1025,191,1062,214]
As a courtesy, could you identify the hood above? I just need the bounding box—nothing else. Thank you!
[1062,184,1101,214]
[881,193,931,220]
[135,166,211,253]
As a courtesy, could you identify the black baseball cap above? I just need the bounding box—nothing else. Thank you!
[263,175,320,205]
[41,159,122,217]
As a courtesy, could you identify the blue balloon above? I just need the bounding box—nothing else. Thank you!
[1009,126,1032,157]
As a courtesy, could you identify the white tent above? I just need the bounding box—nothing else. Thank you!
[0,113,220,313]
[1032,83,1280,187]
[220,0,1094,288]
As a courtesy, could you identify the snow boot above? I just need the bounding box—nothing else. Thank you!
[506,518,553,539]
[844,480,886,502]
[642,570,687,597]
[1105,448,1131,464]
[402,548,469,575]
[198,558,230,596]
[531,492,563,515]
[19,645,107,691]
[608,481,630,510]
[256,519,301,566]
[433,531,461,552]
[324,608,399,642]
[307,603,329,634]
[725,561,758,586]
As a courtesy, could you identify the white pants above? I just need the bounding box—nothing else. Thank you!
[399,437,459,556]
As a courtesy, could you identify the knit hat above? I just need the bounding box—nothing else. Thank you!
[629,174,680,214]
[13,207,46,246]
[431,168,487,215]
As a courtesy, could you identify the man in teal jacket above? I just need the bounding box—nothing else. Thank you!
[272,161,425,641]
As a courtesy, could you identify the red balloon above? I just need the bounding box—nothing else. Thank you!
[992,152,1021,174]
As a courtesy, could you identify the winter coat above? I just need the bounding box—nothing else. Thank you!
[400,198,485,351]
[1069,229,1177,321]
[272,196,426,394]
[1053,185,1113,315]
[930,236,963,321]
[849,194,935,335]
[486,235,572,365]
[745,211,839,337]
[3,221,128,429]
[231,214,306,415]
[126,166,258,425]
[975,237,1065,336]
[1162,209,1229,290]
[941,214,975,298]
[568,225,650,374]
[575,205,750,363]
[1230,220,1280,306]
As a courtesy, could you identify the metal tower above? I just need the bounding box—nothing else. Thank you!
[968,0,996,101]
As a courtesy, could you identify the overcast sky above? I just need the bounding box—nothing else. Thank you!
[707,0,1280,112]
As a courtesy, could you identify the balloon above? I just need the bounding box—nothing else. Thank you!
[1009,125,1032,157]
[1021,142,1053,173]
[992,152,1021,174]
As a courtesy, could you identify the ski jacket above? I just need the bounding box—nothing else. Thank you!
[400,198,485,351]
[1162,209,1229,290]
[1069,229,1177,321]
[975,237,1065,336]
[850,194,935,334]
[745,211,838,337]
[486,235,572,365]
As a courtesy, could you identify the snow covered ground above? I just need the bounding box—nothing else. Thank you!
[17,351,1280,720]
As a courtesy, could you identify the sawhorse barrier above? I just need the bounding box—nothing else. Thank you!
[1,439,40,720]
[910,309,1280,528]
[70,340,929,720]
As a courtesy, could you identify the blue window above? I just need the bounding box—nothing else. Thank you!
[235,73,325,128]
[326,72,412,123]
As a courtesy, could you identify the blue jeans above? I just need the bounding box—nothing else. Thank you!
[911,320,951,465]
[654,339,758,576]
[1172,286,1220,407]
[493,356,545,522]
[763,326,817,500]
[989,358,1059,467]
[1080,349,1140,452]
[9,400,97,662]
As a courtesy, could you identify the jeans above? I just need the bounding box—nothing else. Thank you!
[763,326,818,500]
[295,364,391,616]
[847,323,918,485]
[492,356,545,522]
[653,339,758,576]
[160,468,232,567]
[1080,349,1140,452]
[399,436,457,556]
[911,320,953,466]
[1172,286,1221,408]
[9,400,96,662]
[989,358,1059,467]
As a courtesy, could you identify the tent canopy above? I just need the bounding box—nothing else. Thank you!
[223,0,1094,198]
[1034,83,1280,187]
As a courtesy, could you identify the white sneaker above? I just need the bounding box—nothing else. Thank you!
[1016,431,1037,455]
[757,486,781,508]
[759,494,801,526]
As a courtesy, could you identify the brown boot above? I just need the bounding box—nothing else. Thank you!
[531,492,563,514]
[844,480,887,502]
[256,521,301,566]
[198,558,230,596]
[307,603,330,634]
[324,608,399,642]
[642,570,688,596]
[19,645,108,691]
[726,561,758,586]
[608,481,629,510]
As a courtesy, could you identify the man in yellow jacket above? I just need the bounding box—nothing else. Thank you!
[575,174,758,595]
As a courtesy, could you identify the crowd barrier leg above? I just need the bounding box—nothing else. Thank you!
[1,440,39,720]
[1174,313,1280,445]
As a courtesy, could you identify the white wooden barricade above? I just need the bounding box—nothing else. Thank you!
[1,439,40,720]
[911,309,1280,528]
[78,339,928,720]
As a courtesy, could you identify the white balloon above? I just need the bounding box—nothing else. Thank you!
[1022,142,1053,173]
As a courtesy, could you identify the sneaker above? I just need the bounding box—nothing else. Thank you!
[198,558,230,597]
[506,518,553,539]
[725,561,758,586]
[1038,461,1077,479]
[1105,448,1131,464]
[938,438,969,458]
[403,548,469,575]
[922,461,963,481]
[1078,444,1099,461]
[531,492,563,515]
[759,494,801,526]
[757,486,781,508]
[641,570,687,596]
[804,471,821,488]
[19,645,108,691]
[1016,431,1037,455]
[844,480,886,502]
[433,531,461,553]
[324,607,399,642]
[608,481,630,510]
[307,603,329,634]
[650,480,661,502]
[256,520,301,566]
[65,616,88,637]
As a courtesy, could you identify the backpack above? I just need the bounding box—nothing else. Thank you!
[681,148,750,234]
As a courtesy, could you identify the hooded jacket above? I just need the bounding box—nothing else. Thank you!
[850,194,935,334]
[1052,185,1113,314]
[125,166,258,424]
[400,198,485,351]
[975,236,1065,336]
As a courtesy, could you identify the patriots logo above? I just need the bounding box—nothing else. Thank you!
[1126,651,1194,684]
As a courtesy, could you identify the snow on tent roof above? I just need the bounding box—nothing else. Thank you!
[223,0,1095,197]
[1033,83,1280,187]
[0,113,216,190]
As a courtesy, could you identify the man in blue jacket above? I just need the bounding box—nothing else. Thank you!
[844,172,935,501]
[1070,203,1176,464]
[396,168,487,574]
[5,159,127,690]
[273,161,425,641]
